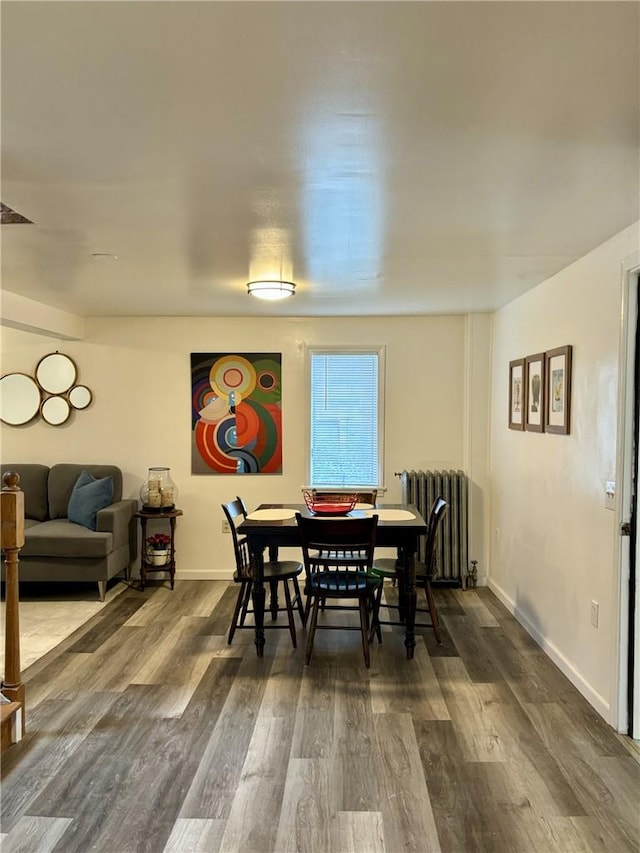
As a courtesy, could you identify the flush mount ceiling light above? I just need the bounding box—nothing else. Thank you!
[247,280,296,301]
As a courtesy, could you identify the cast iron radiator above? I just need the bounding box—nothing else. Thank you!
[397,469,468,586]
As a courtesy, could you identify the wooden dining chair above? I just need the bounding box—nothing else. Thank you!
[355,490,378,506]
[222,498,306,647]
[306,492,379,613]
[296,512,381,667]
[310,490,378,560]
[371,496,447,644]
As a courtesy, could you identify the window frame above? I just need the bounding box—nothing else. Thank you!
[305,344,386,490]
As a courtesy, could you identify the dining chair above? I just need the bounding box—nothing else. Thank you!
[295,512,381,667]
[307,492,379,613]
[371,496,447,644]
[222,498,306,647]
[310,490,378,561]
[355,490,378,506]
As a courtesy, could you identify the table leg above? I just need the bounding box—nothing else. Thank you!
[267,545,280,619]
[403,544,417,660]
[140,516,148,591]
[169,516,177,589]
[396,548,407,623]
[251,545,266,657]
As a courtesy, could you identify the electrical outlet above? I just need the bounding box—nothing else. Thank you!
[221,519,231,534]
[590,600,599,628]
[604,481,615,511]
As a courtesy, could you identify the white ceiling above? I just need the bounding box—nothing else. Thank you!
[1,1,638,319]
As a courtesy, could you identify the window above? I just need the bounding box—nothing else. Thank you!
[308,347,385,488]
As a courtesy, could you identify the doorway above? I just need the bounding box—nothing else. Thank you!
[617,260,640,740]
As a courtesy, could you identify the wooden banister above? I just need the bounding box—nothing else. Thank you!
[1,471,25,739]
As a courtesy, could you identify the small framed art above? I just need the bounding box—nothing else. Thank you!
[509,358,525,430]
[525,352,545,433]
[544,345,572,434]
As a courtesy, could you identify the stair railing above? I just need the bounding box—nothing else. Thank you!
[1,471,25,740]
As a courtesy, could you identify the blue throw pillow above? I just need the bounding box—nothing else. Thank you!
[67,470,114,530]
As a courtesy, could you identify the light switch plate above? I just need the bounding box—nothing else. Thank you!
[605,480,615,511]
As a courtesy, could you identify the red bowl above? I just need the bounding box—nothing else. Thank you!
[302,491,357,515]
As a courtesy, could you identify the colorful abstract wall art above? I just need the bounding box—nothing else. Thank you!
[191,353,283,474]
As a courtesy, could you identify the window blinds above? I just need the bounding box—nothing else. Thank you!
[310,351,380,487]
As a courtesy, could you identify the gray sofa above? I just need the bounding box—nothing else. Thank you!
[1,463,136,600]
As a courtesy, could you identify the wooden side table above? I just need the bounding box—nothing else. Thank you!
[134,508,183,591]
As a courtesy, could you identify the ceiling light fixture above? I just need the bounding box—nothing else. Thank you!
[247,280,296,301]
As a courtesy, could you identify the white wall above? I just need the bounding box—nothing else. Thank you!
[489,222,640,724]
[1,314,491,580]
[464,313,493,582]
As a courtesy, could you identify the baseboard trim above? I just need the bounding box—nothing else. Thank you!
[175,570,234,581]
[488,578,611,722]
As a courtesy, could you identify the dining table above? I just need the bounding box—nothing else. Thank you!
[237,502,428,660]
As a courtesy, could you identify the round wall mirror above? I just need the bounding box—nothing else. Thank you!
[36,352,77,394]
[69,384,92,410]
[41,395,71,426]
[0,373,42,425]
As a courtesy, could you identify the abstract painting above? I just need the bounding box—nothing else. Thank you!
[191,353,282,474]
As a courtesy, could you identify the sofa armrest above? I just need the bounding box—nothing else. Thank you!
[96,499,137,556]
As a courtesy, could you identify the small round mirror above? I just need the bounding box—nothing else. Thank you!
[41,395,71,426]
[0,373,41,425]
[69,384,92,410]
[36,352,77,394]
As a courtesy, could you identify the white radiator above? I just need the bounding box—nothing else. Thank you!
[398,469,468,585]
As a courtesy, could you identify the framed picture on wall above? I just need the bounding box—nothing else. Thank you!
[544,345,572,434]
[190,352,283,474]
[525,353,545,433]
[508,358,525,430]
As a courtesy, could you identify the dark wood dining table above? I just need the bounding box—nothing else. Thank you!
[237,502,428,660]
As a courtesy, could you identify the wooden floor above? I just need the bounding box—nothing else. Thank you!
[1,581,639,853]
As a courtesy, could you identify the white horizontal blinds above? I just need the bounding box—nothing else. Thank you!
[310,352,379,487]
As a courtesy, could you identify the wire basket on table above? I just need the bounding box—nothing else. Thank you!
[302,490,358,516]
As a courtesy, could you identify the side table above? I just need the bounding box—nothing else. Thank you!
[134,508,183,591]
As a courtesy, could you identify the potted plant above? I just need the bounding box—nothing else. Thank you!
[146,532,171,566]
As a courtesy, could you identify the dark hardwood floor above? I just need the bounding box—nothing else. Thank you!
[1,582,638,853]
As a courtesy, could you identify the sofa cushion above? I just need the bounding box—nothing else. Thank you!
[68,470,114,531]
[1,463,50,521]
[48,464,123,519]
[21,519,113,559]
